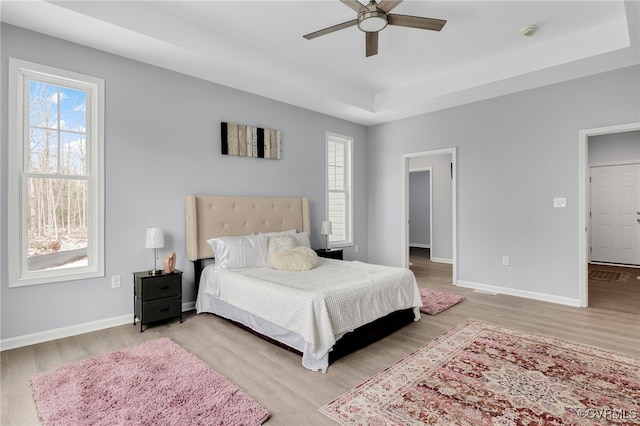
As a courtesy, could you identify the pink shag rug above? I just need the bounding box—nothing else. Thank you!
[320,319,640,425]
[419,288,465,315]
[31,338,269,425]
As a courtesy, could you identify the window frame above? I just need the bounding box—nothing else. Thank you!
[8,58,105,287]
[325,132,354,248]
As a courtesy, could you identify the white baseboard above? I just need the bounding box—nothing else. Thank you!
[409,243,430,249]
[1,302,197,352]
[431,257,453,264]
[456,280,581,307]
[590,261,640,269]
[1,315,133,351]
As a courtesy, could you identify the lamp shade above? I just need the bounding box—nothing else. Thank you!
[321,220,332,236]
[145,227,165,249]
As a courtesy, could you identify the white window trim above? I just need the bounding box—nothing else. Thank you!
[326,132,354,248]
[8,58,105,287]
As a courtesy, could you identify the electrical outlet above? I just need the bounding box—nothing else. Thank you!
[502,256,510,266]
[111,275,121,288]
[354,245,359,253]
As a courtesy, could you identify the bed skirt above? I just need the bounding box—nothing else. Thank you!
[196,291,419,372]
[196,291,334,372]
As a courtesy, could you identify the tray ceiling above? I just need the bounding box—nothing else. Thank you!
[2,1,638,125]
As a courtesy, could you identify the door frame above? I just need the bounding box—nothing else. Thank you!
[408,167,433,257]
[401,147,457,284]
[578,121,640,307]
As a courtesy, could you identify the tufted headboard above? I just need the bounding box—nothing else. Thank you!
[185,195,311,261]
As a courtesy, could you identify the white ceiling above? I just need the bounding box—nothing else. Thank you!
[2,1,638,125]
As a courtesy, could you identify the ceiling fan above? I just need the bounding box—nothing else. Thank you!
[303,0,447,57]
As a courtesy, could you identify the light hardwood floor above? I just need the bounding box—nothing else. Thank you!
[2,249,639,425]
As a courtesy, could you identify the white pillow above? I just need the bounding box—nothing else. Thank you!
[271,246,320,272]
[294,231,311,248]
[207,234,267,269]
[259,229,311,248]
[259,229,297,238]
[202,258,216,267]
[266,235,299,266]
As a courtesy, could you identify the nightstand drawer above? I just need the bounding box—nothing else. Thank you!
[136,296,181,324]
[133,270,183,332]
[135,274,180,301]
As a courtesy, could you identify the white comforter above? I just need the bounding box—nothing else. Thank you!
[199,258,422,361]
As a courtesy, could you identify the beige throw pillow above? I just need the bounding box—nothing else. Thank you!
[266,235,299,267]
[271,246,320,272]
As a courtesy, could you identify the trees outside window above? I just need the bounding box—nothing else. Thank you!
[9,59,104,287]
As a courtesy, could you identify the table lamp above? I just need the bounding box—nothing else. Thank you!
[145,227,165,275]
[321,220,332,251]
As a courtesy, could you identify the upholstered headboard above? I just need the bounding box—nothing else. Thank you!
[185,195,311,261]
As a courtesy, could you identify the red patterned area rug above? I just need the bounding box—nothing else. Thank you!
[31,338,269,425]
[419,288,465,315]
[320,319,640,425]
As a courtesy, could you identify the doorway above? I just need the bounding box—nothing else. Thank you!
[578,122,640,307]
[409,169,432,256]
[590,163,640,265]
[401,148,457,284]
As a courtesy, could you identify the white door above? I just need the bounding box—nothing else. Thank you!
[590,163,640,265]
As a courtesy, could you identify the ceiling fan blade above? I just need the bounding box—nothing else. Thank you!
[377,0,403,13]
[303,19,358,40]
[340,0,367,13]
[387,14,447,31]
[365,31,378,57]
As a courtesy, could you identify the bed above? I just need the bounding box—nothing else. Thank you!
[186,195,422,372]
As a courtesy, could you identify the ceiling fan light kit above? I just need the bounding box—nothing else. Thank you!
[358,11,388,32]
[303,0,447,57]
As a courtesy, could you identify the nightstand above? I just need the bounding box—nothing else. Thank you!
[315,249,344,260]
[133,270,182,332]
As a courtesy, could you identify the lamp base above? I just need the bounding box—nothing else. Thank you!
[148,269,163,276]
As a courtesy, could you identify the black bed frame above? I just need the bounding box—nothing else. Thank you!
[192,260,416,365]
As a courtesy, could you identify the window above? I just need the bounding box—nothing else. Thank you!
[326,132,353,247]
[9,58,104,287]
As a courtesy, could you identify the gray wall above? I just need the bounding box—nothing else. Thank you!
[409,171,430,247]
[589,130,640,164]
[367,65,640,300]
[2,23,639,340]
[0,24,368,340]
[409,154,453,261]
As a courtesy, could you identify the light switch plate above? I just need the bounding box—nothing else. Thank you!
[553,197,567,208]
